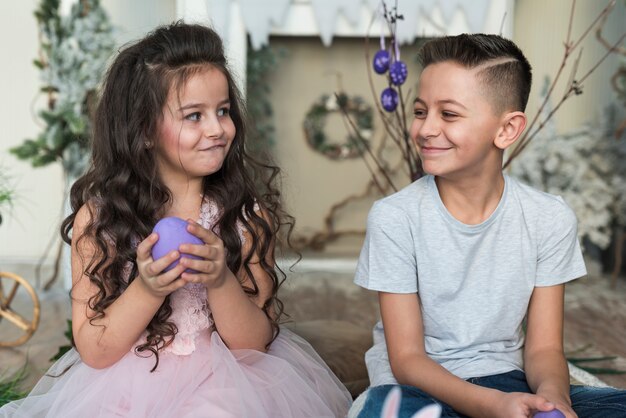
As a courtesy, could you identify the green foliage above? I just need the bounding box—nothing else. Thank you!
[10,0,115,179]
[0,166,16,226]
[0,367,28,407]
[568,356,626,375]
[50,319,74,362]
[303,93,373,159]
[245,44,286,156]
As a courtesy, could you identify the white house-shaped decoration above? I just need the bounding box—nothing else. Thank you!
[176,0,514,88]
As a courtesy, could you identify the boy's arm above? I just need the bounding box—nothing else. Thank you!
[524,284,577,418]
[381,292,554,418]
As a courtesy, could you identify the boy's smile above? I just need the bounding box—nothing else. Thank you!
[410,61,506,181]
[420,145,453,155]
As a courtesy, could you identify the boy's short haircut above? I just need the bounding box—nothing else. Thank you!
[418,34,532,113]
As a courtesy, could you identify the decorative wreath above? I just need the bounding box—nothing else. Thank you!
[302,93,374,160]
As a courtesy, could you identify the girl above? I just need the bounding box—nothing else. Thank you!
[1,22,351,417]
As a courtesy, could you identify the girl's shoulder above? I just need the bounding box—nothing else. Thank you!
[73,199,100,232]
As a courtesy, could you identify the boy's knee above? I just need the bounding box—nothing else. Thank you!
[357,384,444,418]
[570,385,626,414]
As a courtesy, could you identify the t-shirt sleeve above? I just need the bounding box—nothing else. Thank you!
[354,200,418,293]
[535,197,587,286]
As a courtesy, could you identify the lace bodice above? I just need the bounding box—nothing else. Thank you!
[139,198,250,356]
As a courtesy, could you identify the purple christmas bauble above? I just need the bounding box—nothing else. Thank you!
[381,87,399,112]
[389,60,408,85]
[151,217,204,273]
[373,50,391,74]
[534,410,566,418]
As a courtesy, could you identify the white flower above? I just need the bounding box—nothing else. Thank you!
[510,101,625,251]
[325,96,338,111]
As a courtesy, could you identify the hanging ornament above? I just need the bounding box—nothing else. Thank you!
[381,87,398,112]
[373,50,390,74]
[389,60,408,85]
[372,30,390,74]
[374,4,408,112]
[389,41,407,85]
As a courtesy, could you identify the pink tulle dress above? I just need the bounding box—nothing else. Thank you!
[0,200,352,417]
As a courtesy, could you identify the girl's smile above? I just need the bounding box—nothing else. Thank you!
[156,67,236,187]
[198,140,227,151]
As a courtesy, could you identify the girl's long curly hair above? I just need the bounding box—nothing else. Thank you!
[61,22,294,371]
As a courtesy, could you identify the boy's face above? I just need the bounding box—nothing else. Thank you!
[410,61,506,180]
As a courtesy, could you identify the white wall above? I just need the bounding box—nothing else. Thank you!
[0,0,60,267]
[0,1,176,276]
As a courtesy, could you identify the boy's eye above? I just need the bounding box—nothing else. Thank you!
[217,107,230,117]
[185,112,201,121]
[413,108,427,118]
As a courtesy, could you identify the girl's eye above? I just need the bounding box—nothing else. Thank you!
[217,107,230,117]
[185,112,201,122]
[442,111,458,119]
[413,108,427,118]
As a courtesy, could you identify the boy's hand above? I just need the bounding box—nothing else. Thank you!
[178,220,230,289]
[536,391,577,418]
[548,403,577,418]
[136,232,187,297]
[491,391,557,418]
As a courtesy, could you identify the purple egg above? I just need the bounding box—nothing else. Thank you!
[373,50,391,74]
[389,60,408,85]
[151,217,204,273]
[381,87,399,112]
[534,410,565,418]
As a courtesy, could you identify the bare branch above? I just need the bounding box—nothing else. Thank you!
[504,0,623,168]
[596,11,626,56]
[566,0,576,47]
[578,33,626,85]
[570,0,615,52]
[336,93,397,193]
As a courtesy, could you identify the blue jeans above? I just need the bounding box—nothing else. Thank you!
[357,370,626,418]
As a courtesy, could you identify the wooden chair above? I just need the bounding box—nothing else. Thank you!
[0,271,41,347]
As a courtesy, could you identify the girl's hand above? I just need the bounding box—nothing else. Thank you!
[136,232,188,298]
[491,391,556,418]
[178,220,230,289]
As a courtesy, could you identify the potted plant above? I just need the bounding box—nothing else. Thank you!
[9,0,115,288]
[0,168,15,227]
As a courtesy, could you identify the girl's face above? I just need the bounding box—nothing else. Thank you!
[155,67,236,183]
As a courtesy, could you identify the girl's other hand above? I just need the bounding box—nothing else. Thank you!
[178,220,229,289]
[136,232,188,298]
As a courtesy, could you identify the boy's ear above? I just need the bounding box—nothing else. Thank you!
[494,111,526,150]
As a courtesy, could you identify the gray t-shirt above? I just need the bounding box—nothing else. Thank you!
[354,174,587,386]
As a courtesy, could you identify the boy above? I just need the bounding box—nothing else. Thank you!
[354,34,626,418]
